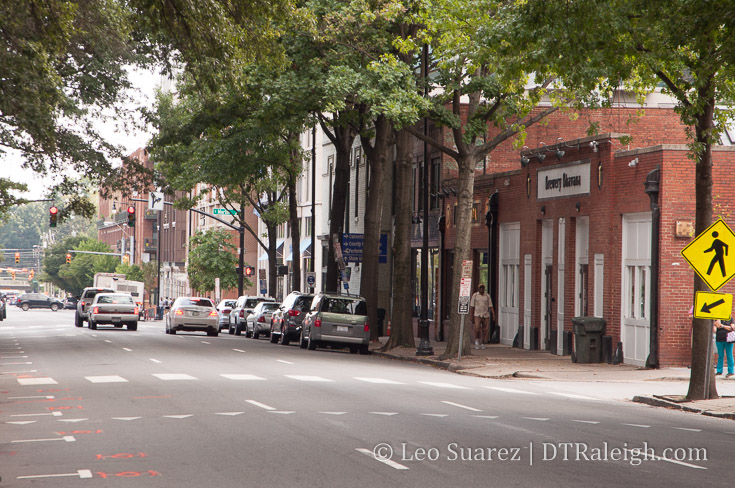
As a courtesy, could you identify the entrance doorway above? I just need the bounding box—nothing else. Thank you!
[621,213,652,366]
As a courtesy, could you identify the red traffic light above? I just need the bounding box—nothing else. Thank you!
[49,206,58,215]
[127,205,135,227]
[49,206,58,227]
[127,205,135,214]
[244,266,255,277]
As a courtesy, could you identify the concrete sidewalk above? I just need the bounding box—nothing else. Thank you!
[369,338,735,420]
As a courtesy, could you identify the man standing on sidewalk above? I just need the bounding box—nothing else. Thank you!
[470,284,496,350]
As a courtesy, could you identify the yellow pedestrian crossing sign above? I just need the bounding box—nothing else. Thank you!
[681,219,735,291]
[693,291,733,320]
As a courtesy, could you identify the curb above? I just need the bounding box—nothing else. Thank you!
[632,395,735,420]
[369,350,453,370]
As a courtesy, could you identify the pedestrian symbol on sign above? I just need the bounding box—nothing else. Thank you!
[704,231,729,277]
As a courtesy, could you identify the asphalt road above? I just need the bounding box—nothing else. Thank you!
[2,309,733,487]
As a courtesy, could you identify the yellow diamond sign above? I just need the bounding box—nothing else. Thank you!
[681,219,735,291]
[693,291,733,320]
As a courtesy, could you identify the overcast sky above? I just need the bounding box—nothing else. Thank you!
[5,67,166,199]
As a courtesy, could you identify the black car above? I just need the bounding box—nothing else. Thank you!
[16,293,64,311]
[64,297,78,310]
[269,292,314,345]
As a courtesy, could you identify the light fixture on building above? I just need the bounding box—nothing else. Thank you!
[575,201,581,213]
[541,205,546,215]
[590,140,599,153]
[520,145,530,167]
[628,157,639,167]
[555,137,565,159]
[536,142,546,163]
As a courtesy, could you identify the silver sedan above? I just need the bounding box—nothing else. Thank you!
[166,297,219,336]
[88,293,139,331]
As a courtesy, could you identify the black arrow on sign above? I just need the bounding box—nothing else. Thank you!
[700,298,726,314]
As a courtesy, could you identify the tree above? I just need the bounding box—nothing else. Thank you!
[115,263,144,282]
[520,0,735,400]
[43,237,118,296]
[187,229,239,296]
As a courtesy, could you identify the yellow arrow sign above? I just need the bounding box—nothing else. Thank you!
[681,219,735,291]
[693,291,733,320]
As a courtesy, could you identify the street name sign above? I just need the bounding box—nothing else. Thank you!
[213,208,237,216]
[680,219,735,291]
[694,291,733,320]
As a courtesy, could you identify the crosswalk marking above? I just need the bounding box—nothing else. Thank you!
[354,377,405,385]
[152,373,197,381]
[418,381,470,390]
[220,374,266,381]
[485,386,541,395]
[18,377,57,386]
[285,375,334,382]
[85,376,128,383]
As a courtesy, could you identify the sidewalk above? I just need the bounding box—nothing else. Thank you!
[369,338,735,420]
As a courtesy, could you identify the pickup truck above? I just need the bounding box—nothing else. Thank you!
[75,287,115,327]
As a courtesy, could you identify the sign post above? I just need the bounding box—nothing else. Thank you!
[681,218,735,399]
[458,260,472,361]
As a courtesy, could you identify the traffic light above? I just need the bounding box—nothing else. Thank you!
[66,253,72,264]
[127,205,135,227]
[49,206,58,227]
[14,252,19,264]
[244,266,255,277]
[29,270,34,279]
[11,271,15,280]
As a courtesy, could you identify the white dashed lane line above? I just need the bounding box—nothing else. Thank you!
[485,386,541,395]
[356,448,409,470]
[354,377,405,384]
[233,349,246,353]
[17,377,57,385]
[149,358,162,364]
[418,381,470,390]
[152,373,197,380]
[285,375,334,382]
[246,400,276,411]
[276,359,294,364]
[622,423,651,428]
[572,420,600,424]
[441,401,482,412]
[220,374,266,381]
[85,376,128,383]
[12,436,76,444]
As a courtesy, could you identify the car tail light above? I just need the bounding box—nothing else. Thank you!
[175,309,184,315]
[288,310,300,317]
[239,310,245,317]
[92,307,99,314]
[81,303,86,311]
[258,316,265,323]
[134,307,139,315]
[364,322,369,332]
[223,310,230,314]
[209,310,218,316]
[315,318,321,327]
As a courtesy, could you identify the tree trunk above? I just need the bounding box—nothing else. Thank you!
[288,150,301,292]
[266,224,278,298]
[360,115,391,341]
[439,152,477,360]
[382,128,415,350]
[325,122,356,291]
[687,88,718,400]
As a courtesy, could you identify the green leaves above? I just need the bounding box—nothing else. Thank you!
[187,229,240,294]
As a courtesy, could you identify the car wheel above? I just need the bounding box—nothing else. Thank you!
[349,346,358,354]
[21,303,29,311]
[128,323,137,331]
[245,325,252,338]
[279,326,290,346]
[50,304,59,312]
[74,313,83,327]
[212,329,219,337]
[307,335,317,351]
[253,331,259,340]
[229,320,235,335]
[299,330,308,349]
[170,326,176,335]
[89,319,97,330]
[358,344,370,355]
[269,330,279,343]
[235,323,242,336]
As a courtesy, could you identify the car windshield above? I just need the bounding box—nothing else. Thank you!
[262,303,279,312]
[219,300,237,308]
[294,296,313,311]
[86,289,114,299]
[322,298,367,316]
[245,298,269,308]
[97,295,134,304]
[177,298,214,308]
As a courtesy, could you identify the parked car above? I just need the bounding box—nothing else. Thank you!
[64,297,78,310]
[245,301,281,339]
[166,297,219,336]
[88,293,138,331]
[300,292,370,353]
[228,295,276,335]
[16,293,64,311]
[269,292,314,345]
[216,299,238,332]
[0,294,6,320]
[75,287,115,327]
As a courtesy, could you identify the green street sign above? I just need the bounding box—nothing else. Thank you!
[213,208,237,216]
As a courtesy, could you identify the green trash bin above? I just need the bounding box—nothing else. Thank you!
[571,317,606,363]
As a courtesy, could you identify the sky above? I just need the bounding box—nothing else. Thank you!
[5,67,167,199]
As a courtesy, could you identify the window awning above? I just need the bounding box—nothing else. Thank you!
[258,239,284,261]
[285,238,312,261]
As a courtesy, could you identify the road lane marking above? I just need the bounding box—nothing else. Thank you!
[152,373,197,380]
[221,374,266,381]
[356,448,409,470]
[472,415,499,419]
[1,362,32,365]
[622,423,651,428]
[485,386,541,395]
[369,412,398,416]
[122,348,133,352]
[104,340,111,343]
[673,427,702,432]
[441,401,481,412]
[8,395,55,399]
[572,420,600,424]
[268,411,295,414]
[246,400,276,411]
[233,349,246,353]
[11,411,62,417]
[18,469,93,480]
[216,412,245,416]
[418,381,470,390]
[0,356,28,359]
[521,417,550,421]
[549,392,599,401]
[319,412,347,415]
[17,377,57,385]
[149,359,162,364]
[276,359,294,364]
[285,375,334,382]
[420,413,449,417]
[201,341,210,344]
[12,435,75,443]
[6,421,37,425]
[85,376,128,383]
[163,415,193,419]
[58,419,88,423]
[354,377,405,384]
[111,417,142,421]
